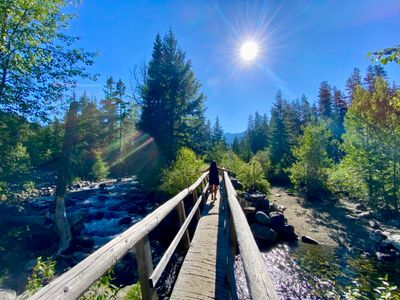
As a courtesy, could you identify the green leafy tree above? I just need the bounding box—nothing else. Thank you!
[368,45,400,65]
[0,0,96,121]
[338,78,400,210]
[161,147,205,195]
[237,157,270,194]
[290,122,332,200]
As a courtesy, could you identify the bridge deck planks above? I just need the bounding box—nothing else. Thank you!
[170,186,231,300]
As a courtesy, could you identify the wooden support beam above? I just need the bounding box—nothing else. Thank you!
[149,184,208,287]
[135,236,158,300]
[192,189,201,221]
[223,171,278,300]
[176,201,190,249]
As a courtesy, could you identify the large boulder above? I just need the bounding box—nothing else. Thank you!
[255,211,271,225]
[280,224,298,241]
[230,178,244,190]
[270,212,285,233]
[250,223,277,243]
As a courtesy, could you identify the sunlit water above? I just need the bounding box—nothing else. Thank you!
[235,243,400,299]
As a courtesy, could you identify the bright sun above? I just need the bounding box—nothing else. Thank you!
[240,40,259,61]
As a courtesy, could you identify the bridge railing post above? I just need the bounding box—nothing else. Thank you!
[176,200,191,249]
[135,235,158,300]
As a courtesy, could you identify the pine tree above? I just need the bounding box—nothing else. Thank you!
[345,67,361,103]
[138,30,205,163]
[269,90,292,181]
[364,65,387,92]
[318,81,332,118]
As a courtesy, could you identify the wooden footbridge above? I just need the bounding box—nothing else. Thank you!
[29,171,278,300]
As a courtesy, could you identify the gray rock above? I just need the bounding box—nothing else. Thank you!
[369,220,379,229]
[346,215,360,221]
[270,212,285,233]
[281,224,297,241]
[301,235,319,245]
[388,234,400,252]
[376,251,397,262]
[245,193,266,202]
[355,203,367,211]
[230,178,244,190]
[0,289,16,300]
[255,211,271,225]
[356,211,373,219]
[274,193,281,197]
[250,223,277,243]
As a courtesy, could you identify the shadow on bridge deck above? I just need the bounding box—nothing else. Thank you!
[170,178,233,299]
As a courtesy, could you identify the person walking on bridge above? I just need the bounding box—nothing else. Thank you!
[203,161,228,200]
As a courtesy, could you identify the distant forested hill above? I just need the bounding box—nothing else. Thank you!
[224,132,245,145]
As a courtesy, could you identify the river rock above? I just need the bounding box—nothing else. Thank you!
[281,224,297,241]
[376,251,397,262]
[99,183,107,190]
[356,211,373,219]
[355,203,367,211]
[0,289,17,300]
[346,215,360,221]
[301,235,319,245]
[245,193,266,202]
[255,211,271,225]
[118,216,132,226]
[369,220,379,229]
[250,223,277,243]
[230,178,243,190]
[270,212,285,233]
[387,234,400,252]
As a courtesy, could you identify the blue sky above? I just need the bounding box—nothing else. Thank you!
[69,0,400,133]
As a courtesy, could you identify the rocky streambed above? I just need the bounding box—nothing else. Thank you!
[0,177,168,295]
[234,186,400,299]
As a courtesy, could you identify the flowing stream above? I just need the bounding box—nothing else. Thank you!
[235,242,400,299]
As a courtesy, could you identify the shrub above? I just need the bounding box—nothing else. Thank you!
[237,157,270,194]
[161,147,205,195]
[80,269,119,300]
[89,151,109,181]
[25,257,56,295]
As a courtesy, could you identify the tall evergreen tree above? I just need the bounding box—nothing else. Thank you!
[138,30,205,163]
[345,67,362,103]
[318,81,332,118]
[269,90,292,181]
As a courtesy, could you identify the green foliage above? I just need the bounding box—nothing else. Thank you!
[138,30,206,163]
[161,147,205,195]
[290,122,332,200]
[25,257,56,295]
[368,46,400,65]
[0,181,7,201]
[220,151,247,175]
[0,0,96,121]
[237,156,270,194]
[122,282,142,300]
[327,275,400,300]
[88,151,109,181]
[328,160,368,202]
[80,269,119,300]
[339,78,400,210]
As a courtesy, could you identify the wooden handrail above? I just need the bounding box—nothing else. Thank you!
[223,171,278,300]
[29,172,209,300]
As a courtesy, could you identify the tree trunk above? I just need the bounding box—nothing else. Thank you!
[55,99,79,253]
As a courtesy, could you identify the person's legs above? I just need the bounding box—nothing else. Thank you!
[209,184,215,199]
[213,185,218,200]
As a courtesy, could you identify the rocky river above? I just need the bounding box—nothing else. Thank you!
[1,179,400,299]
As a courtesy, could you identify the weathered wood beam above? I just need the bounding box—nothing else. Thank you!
[135,236,158,300]
[223,172,278,300]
